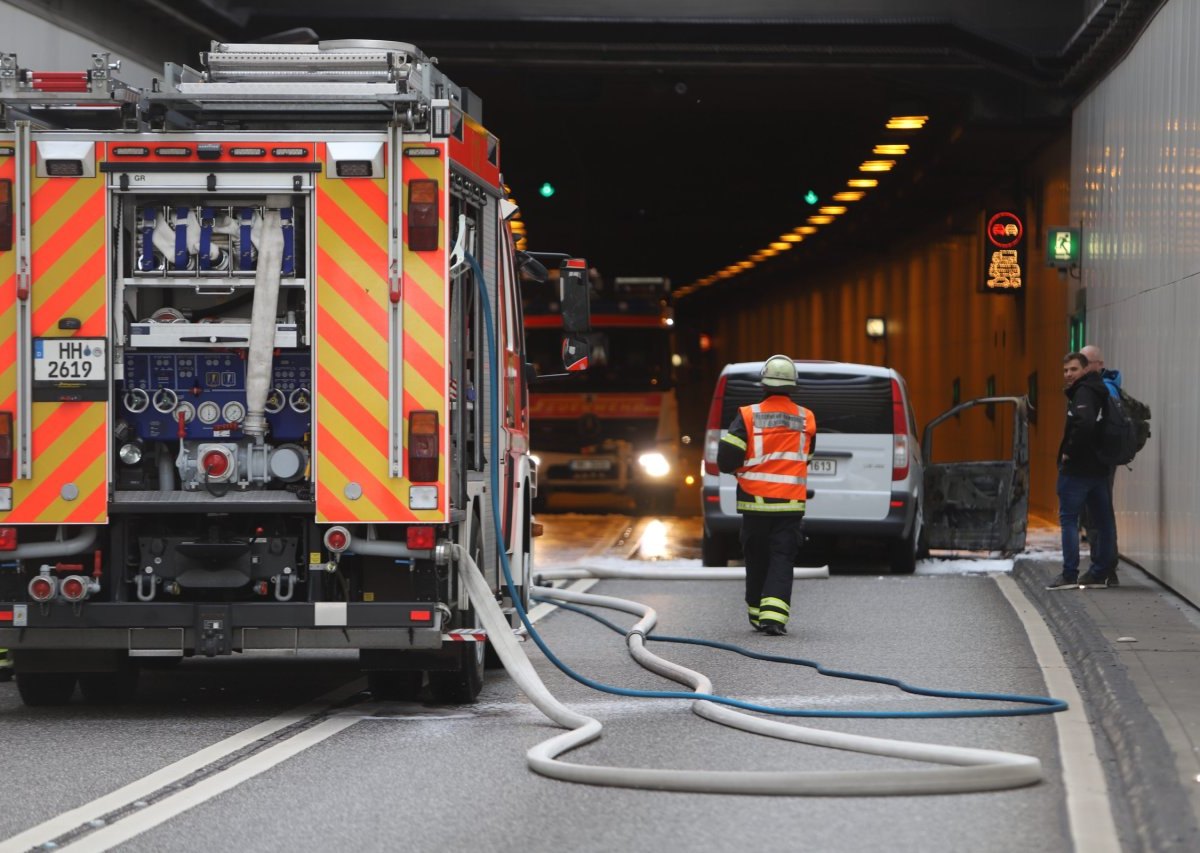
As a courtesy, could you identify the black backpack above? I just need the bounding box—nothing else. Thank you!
[1117,386,1152,454]
[1096,391,1139,467]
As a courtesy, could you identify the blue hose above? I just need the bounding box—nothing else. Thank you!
[466,252,1066,720]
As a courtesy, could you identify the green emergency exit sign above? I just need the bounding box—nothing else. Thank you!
[1047,227,1080,267]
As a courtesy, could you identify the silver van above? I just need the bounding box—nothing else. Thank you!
[701,360,926,572]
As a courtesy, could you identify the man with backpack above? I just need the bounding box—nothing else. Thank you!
[1048,352,1117,590]
[1081,344,1123,585]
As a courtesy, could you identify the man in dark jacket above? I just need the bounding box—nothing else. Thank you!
[1048,352,1117,589]
[1080,343,1122,585]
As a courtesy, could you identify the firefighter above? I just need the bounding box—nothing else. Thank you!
[716,355,816,635]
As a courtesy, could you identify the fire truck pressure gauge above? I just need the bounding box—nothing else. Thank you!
[222,401,246,424]
[175,401,196,423]
[197,400,221,424]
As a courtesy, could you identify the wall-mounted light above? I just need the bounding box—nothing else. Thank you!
[865,316,887,339]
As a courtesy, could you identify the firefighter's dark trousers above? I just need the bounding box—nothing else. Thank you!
[740,513,804,626]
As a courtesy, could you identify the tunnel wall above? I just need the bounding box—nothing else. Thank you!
[1070,0,1199,604]
[711,138,1072,526]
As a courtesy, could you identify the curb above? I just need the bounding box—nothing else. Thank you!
[1013,558,1199,853]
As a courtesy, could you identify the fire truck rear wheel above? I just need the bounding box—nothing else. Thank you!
[79,663,140,704]
[16,672,78,706]
[367,669,423,702]
[429,634,485,703]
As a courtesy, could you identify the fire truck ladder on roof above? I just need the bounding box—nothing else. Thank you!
[149,40,462,127]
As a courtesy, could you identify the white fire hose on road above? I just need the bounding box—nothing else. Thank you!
[455,546,1044,795]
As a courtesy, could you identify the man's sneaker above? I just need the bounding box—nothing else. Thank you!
[760,623,787,636]
[1046,573,1079,590]
[1079,570,1109,589]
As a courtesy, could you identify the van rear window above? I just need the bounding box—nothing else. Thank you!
[719,372,893,434]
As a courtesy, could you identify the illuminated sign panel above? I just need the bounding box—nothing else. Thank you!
[983,210,1025,293]
[1046,226,1081,267]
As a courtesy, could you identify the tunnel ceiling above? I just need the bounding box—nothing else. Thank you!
[59,0,1167,300]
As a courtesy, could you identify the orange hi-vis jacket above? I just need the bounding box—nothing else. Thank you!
[736,397,817,508]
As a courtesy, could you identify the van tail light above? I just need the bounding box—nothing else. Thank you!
[408,410,439,482]
[407,179,439,251]
[703,374,728,476]
[0,527,16,551]
[0,411,12,483]
[891,378,910,481]
[0,179,13,251]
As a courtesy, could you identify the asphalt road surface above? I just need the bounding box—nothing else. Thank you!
[0,512,1112,853]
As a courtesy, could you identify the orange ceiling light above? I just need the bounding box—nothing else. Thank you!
[794,225,818,235]
[780,233,804,242]
[818,205,847,215]
[886,115,928,130]
[769,242,792,251]
[761,248,779,257]
[807,215,834,225]
[848,178,878,188]
[832,191,865,201]
[859,160,895,172]
[873,143,910,155]
[737,261,754,269]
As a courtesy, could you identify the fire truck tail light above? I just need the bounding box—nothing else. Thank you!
[407,179,439,251]
[0,180,12,252]
[0,527,16,551]
[408,410,439,482]
[0,411,13,483]
[410,609,432,622]
[324,526,350,553]
[406,526,435,550]
[60,575,89,602]
[28,575,56,602]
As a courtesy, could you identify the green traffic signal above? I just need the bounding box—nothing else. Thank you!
[804,190,819,205]
[539,182,556,198]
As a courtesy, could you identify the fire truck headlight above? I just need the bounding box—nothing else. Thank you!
[637,452,671,478]
[529,454,541,468]
[119,442,144,465]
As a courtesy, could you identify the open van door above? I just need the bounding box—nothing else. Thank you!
[921,397,1030,554]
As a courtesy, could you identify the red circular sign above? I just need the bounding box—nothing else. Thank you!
[987,211,1024,249]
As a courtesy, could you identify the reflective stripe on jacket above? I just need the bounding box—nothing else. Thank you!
[735,398,816,508]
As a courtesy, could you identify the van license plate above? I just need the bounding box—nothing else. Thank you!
[570,459,612,472]
[809,459,836,475]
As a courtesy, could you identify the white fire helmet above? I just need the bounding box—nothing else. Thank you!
[760,355,798,387]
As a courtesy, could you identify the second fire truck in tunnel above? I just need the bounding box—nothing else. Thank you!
[524,276,681,514]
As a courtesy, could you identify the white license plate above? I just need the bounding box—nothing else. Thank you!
[570,459,612,472]
[809,458,836,475]
[33,338,106,383]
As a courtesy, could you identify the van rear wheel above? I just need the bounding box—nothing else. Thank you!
[701,529,731,567]
[889,512,923,574]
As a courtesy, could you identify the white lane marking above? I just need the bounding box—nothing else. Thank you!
[0,679,365,853]
[995,575,1121,853]
[59,714,362,853]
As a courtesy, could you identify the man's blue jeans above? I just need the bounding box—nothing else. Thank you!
[1057,472,1116,578]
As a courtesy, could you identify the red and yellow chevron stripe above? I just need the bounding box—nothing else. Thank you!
[0,141,107,524]
[314,142,448,523]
